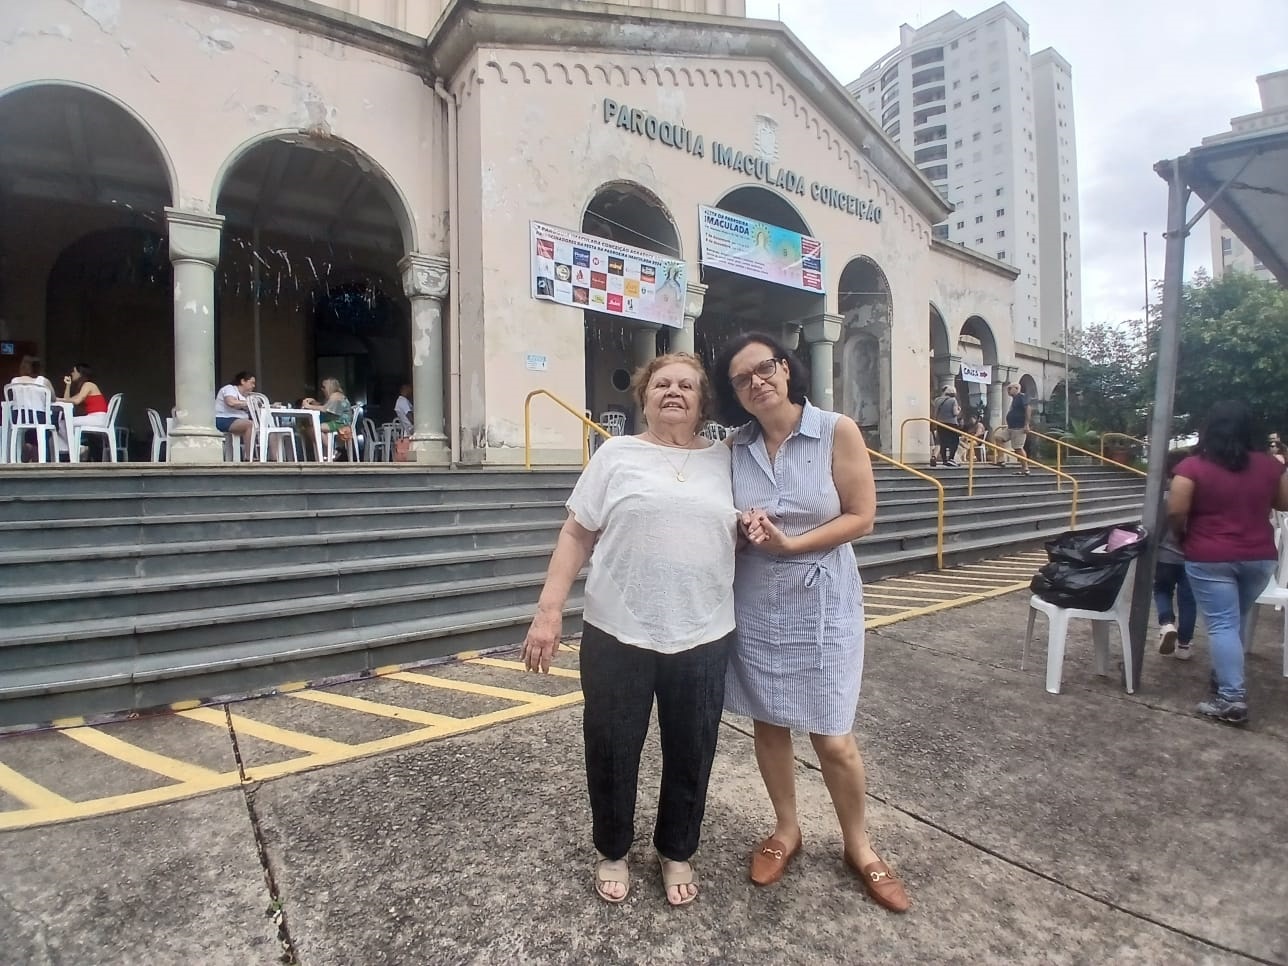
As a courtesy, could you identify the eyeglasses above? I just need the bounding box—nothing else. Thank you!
[730,358,784,392]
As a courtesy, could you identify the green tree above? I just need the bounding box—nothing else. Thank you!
[1172,271,1288,435]
[1061,318,1151,434]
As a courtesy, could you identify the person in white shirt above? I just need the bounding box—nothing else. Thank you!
[394,383,413,435]
[214,371,256,459]
[521,352,736,909]
[6,356,57,461]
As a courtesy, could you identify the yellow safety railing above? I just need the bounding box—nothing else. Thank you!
[1029,428,1146,478]
[869,449,946,570]
[523,390,611,469]
[1100,432,1148,469]
[899,416,1080,527]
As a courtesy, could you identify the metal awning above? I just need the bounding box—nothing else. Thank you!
[1155,127,1288,285]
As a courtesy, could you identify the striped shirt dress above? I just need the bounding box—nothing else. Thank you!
[725,401,866,736]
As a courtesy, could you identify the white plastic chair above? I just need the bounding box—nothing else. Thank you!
[361,417,388,462]
[114,426,130,462]
[598,411,627,437]
[72,393,123,463]
[247,394,298,463]
[146,408,169,462]
[1245,514,1288,677]
[4,383,56,463]
[1022,561,1137,695]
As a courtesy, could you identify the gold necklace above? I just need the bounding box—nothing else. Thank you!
[646,432,698,482]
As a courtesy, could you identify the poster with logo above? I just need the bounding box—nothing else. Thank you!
[698,205,825,294]
[960,363,992,385]
[530,222,686,329]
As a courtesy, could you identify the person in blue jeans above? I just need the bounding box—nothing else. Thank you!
[1168,401,1288,724]
[1156,449,1197,659]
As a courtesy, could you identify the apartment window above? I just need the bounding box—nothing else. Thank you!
[912,67,945,87]
[997,251,1007,260]
[997,230,1006,238]
[973,132,982,142]
[992,104,1002,113]
[951,40,959,49]
[922,164,949,181]
[993,122,1003,133]
[910,46,945,68]
[952,80,960,89]
[880,65,898,88]
[915,145,948,163]
[956,220,965,229]
[885,120,901,138]
[996,208,1005,217]
[995,187,1004,196]
[969,71,979,81]
[974,193,983,202]
[882,103,900,124]
[954,161,964,169]
[991,84,1001,93]
[881,84,900,106]
[954,138,963,148]
[912,86,946,106]
[914,125,948,144]
[913,105,947,125]
[975,215,984,224]
[971,93,980,101]
[975,237,984,245]
[952,100,962,109]
[1221,237,1233,257]
[932,224,950,240]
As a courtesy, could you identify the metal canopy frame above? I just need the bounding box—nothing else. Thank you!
[1125,128,1288,691]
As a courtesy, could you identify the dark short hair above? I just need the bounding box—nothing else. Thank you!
[1197,400,1254,472]
[230,370,255,385]
[713,331,809,426]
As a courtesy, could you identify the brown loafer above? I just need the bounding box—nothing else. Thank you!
[845,853,910,913]
[750,835,802,886]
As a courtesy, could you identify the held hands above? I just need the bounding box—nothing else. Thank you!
[521,608,562,674]
[740,509,795,555]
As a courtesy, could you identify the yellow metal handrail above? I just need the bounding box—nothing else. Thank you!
[523,390,611,469]
[869,449,946,570]
[1100,432,1148,467]
[1029,428,1146,478]
[899,416,1080,527]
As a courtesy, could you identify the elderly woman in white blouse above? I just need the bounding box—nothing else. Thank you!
[522,352,737,908]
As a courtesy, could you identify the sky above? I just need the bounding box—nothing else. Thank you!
[743,0,1288,327]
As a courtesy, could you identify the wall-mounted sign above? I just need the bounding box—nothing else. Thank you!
[699,205,825,294]
[525,353,548,372]
[602,98,882,224]
[960,363,992,385]
[531,221,686,329]
[0,342,14,356]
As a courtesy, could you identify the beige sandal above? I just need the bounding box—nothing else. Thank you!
[657,852,697,907]
[594,857,630,904]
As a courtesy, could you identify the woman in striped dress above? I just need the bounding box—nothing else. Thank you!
[714,332,909,914]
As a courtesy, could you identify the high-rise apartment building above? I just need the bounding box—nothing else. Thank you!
[848,3,1081,349]
[1205,68,1288,282]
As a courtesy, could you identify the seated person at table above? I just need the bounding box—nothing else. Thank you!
[214,371,257,460]
[394,383,413,435]
[56,363,109,459]
[9,355,57,396]
[301,378,353,460]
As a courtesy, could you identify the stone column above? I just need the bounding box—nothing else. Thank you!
[631,323,660,369]
[802,314,843,412]
[166,208,225,464]
[670,282,706,355]
[399,253,451,465]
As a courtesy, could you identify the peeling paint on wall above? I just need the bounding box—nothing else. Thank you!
[77,0,120,34]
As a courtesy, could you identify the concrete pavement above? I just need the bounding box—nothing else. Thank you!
[2,588,1285,965]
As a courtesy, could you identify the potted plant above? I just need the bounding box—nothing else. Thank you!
[1052,420,1100,463]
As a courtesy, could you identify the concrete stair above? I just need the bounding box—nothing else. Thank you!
[0,459,1144,727]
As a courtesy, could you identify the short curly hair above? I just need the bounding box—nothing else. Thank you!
[629,352,714,427]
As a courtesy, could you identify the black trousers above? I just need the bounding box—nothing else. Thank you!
[937,427,960,462]
[580,623,732,863]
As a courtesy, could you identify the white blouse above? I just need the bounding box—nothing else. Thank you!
[567,436,737,653]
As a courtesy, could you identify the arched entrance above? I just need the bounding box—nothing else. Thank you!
[214,136,412,424]
[837,256,892,448]
[0,83,175,455]
[959,314,1000,426]
[695,185,825,402]
[580,181,682,432]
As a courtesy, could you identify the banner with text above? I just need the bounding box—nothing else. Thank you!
[960,363,992,385]
[531,222,686,329]
[698,205,825,294]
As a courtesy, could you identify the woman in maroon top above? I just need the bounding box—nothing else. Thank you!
[1167,401,1288,724]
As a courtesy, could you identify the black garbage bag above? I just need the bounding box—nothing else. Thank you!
[1030,524,1149,611]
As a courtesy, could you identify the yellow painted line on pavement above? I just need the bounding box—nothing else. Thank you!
[62,727,221,783]
[290,689,460,728]
[865,580,1030,629]
[469,657,581,680]
[178,707,351,756]
[386,670,542,704]
[0,762,72,810]
[0,775,235,831]
[865,591,961,604]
